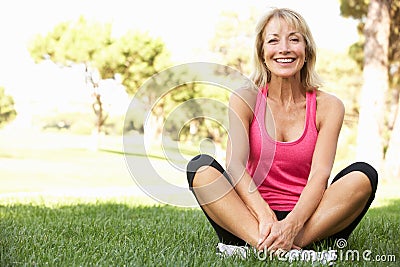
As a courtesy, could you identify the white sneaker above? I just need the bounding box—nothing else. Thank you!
[283,249,337,265]
[216,243,250,259]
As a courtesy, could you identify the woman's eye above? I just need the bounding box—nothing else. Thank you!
[267,39,278,44]
[290,38,299,42]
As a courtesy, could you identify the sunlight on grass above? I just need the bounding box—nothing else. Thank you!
[0,131,399,266]
[371,179,400,208]
[0,131,194,195]
[1,130,399,207]
[0,194,159,208]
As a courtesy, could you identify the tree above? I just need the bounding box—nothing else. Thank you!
[209,9,258,76]
[93,30,170,96]
[340,1,400,83]
[28,16,170,135]
[383,2,400,180]
[28,16,229,148]
[29,17,113,135]
[358,0,390,171]
[0,86,17,128]
[127,64,231,149]
[341,0,400,180]
[385,103,400,179]
[340,0,391,173]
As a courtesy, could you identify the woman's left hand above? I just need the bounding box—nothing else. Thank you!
[256,219,302,252]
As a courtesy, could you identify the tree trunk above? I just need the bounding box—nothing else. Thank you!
[85,64,107,151]
[143,105,163,149]
[356,0,390,172]
[384,99,400,180]
[92,92,108,134]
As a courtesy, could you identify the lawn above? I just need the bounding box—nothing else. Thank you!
[0,131,399,266]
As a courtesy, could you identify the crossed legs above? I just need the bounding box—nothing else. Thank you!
[187,154,378,248]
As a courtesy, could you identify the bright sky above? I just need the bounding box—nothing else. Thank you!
[0,0,358,102]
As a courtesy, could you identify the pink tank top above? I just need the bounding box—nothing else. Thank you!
[246,86,318,211]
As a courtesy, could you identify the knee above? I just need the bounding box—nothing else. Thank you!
[186,154,218,189]
[349,162,378,195]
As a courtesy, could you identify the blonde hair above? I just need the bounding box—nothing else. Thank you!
[250,8,322,91]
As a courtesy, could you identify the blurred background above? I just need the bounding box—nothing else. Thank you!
[0,0,399,203]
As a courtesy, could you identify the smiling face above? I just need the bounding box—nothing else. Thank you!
[263,18,306,81]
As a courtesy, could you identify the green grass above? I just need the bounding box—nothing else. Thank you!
[0,131,399,266]
[0,198,399,266]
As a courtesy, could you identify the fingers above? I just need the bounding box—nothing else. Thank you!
[257,223,272,248]
[258,226,294,251]
[258,230,278,251]
[291,244,302,250]
[257,221,300,252]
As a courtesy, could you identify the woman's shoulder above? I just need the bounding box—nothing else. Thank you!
[315,89,344,111]
[229,85,259,119]
[315,89,345,128]
[229,85,259,107]
[231,84,259,98]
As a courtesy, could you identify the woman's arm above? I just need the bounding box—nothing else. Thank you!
[226,87,277,243]
[285,92,345,228]
[261,91,345,251]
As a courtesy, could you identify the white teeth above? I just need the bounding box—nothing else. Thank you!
[276,58,294,63]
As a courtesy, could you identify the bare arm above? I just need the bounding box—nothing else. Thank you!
[285,92,345,228]
[226,87,277,234]
[260,91,345,251]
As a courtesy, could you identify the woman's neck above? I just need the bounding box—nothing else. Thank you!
[267,76,305,105]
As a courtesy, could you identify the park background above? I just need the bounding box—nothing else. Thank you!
[0,0,399,266]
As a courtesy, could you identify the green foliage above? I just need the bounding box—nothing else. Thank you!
[388,1,400,86]
[28,16,170,95]
[316,49,363,168]
[348,42,364,69]
[28,16,171,136]
[162,83,230,144]
[317,49,363,120]
[339,0,400,89]
[94,31,170,95]
[209,9,258,75]
[340,0,370,20]
[29,17,113,66]
[340,0,400,165]
[0,86,17,128]
[124,63,233,144]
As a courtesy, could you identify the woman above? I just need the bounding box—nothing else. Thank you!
[186,7,378,256]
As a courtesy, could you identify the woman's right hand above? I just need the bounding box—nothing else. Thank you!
[257,215,277,251]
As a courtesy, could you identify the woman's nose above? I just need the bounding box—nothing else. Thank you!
[278,40,290,54]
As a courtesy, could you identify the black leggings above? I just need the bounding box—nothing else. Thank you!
[186,154,378,247]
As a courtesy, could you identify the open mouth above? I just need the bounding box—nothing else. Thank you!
[275,58,295,63]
